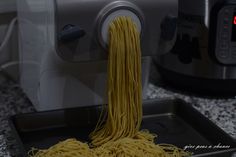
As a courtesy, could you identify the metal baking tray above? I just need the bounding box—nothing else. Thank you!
[9,99,236,157]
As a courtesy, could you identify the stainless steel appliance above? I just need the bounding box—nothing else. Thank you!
[17,0,178,111]
[155,0,236,94]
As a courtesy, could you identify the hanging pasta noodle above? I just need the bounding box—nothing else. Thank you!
[90,16,144,146]
[29,17,192,157]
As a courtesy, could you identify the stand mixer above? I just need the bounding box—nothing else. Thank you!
[17,0,178,111]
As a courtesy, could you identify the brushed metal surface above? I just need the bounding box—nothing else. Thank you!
[55,0,178,62]
[156,0,236,80]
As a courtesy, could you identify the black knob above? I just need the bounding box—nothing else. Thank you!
[59,24,86,42]
[178,34,193,64]
[161,16,177,41]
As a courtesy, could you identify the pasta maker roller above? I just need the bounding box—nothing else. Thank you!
[17,0,178,111]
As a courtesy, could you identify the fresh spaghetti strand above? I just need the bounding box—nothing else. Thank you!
[90,17,143,146]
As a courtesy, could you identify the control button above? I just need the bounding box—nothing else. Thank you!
[223,17,229,23]
[218,50,228,58]
[220,42,229,49]
[223,25,229,29]
[231,50,236,58]
[223,28,229,32]
[221,33,228,40]
[224,9,230,15]
[223,20,229,25]
[222,28,229,35]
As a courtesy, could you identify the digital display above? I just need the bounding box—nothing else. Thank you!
[234,16,236,25]
[232,13,236,41]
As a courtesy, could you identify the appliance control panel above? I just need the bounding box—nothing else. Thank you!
[216,5,236,64]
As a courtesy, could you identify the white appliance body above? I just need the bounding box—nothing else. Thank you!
[17,0,178,111]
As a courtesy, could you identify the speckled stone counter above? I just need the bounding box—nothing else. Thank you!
[0,73,235,156]
[0,77,35,157]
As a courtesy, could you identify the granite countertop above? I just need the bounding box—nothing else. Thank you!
[0,73,235,156]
